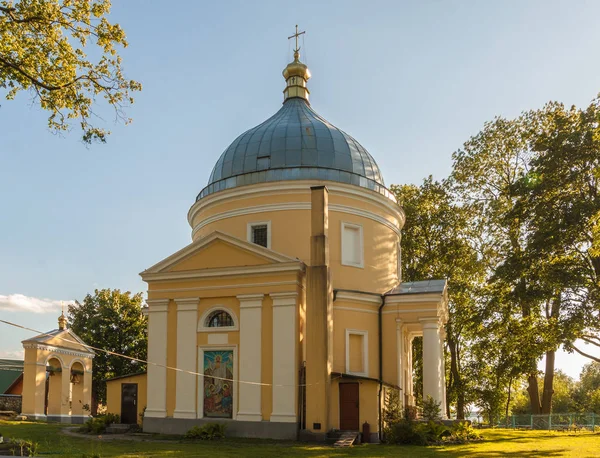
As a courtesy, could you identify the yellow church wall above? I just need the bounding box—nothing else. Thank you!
[331,305,380,378]
[106,373,148,424]
[191,202,400,293]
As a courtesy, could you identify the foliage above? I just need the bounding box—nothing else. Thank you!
[79,413,120,434]
[450,421,482,443]
[383,419,428,446]
[0,437,39,456]
[184,423,226,440]
[382,388,403,426]
[68,289,147,411]
[391,177,486,418]
[0,0,141,143]
[422,395,442,421]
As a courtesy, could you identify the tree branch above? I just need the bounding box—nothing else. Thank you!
[0,54,84,91]
[572,345,600,363]
[0,5,44,24]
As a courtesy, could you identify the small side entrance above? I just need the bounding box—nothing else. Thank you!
[339,382,359,431]
[121,383,138,424]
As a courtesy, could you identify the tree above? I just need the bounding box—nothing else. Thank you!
[392,177,486,419]
[0,0,141,143]
[68,288,147,413]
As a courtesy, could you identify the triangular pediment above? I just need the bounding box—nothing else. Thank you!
[22,328,94,355]
[141,231,299,275]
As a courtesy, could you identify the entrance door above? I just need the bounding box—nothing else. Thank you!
[121,383,138,424]
[339,383,359,431]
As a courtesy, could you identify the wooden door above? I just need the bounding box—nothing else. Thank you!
[121,383,138,424]
[339,383,360,431]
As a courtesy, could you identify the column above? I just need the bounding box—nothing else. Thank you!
[174,297,199,419]
[237,294,263,421]
[61,364,72,421]
[396,319,403,408]
[83,363,92,417]
[421,319,444,410]
[270,292,298,423]
[145,299,169,418]
[21,358,47,418]
[439,327,447,418]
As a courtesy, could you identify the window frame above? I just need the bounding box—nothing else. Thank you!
[247,220,272,249]
[341,221,364,268]
[345,329,369,377]
[198,306,239,332]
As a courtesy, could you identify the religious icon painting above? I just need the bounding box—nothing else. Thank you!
[203,350,234,418]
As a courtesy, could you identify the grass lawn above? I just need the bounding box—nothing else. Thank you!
[0,421,599,457]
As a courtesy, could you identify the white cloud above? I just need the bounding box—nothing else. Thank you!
[0,294,73,314]
[0,349,24,359]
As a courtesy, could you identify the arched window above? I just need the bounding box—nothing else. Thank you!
[206,310,234,328]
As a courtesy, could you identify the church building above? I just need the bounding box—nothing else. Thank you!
[138,33,448,441]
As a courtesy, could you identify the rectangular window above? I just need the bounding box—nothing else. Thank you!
[247,221,271,249]
[345,329,368,376]
[341,222,364,268]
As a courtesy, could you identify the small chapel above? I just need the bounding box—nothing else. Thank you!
[123,31,448,441]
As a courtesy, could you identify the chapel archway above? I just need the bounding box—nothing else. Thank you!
[70,361,85,416]
[45,357,63,416]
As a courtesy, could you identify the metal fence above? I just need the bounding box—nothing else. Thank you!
[495,413,598,430]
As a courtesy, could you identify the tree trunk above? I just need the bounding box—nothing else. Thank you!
[448,337,465,419]
[505,378,513,427]
[91,390,98,416]
[527,375,542,414]
[541,350,556,414]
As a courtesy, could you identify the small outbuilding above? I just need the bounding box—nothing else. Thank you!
[105,372,147,425]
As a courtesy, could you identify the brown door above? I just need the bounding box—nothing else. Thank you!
[121,383,138,424]
[339,383,360,431]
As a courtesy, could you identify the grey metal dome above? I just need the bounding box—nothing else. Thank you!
[197,98,392,201]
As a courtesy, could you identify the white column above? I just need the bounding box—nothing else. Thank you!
[396,319,403,408]
[439,327,447,418]
[145,299,169,418]
[270,292,297,423]
[421,319,444,411]
[236,294,263,421]
[174,297,199,419]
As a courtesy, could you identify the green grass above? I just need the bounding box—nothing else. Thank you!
[0,420,599,457]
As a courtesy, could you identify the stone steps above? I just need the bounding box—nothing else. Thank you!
[333,431,359,447]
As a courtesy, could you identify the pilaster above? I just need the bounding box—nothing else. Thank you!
[270,291,298,423]
[145,299,169,418]
[236,294,263,421]
[174,297,199,419]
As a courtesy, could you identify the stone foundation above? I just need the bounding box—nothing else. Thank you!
[0,395,21,413]
[143,417,298,440]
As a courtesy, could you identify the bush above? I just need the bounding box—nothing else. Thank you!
[184,423,226,440]
[422,395,442,421]
[383,419,428,445]
[450,421,482,443]
[0,438,39,456]
[79,413,121,434]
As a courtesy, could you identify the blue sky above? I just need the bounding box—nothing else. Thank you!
[1,0,599,379]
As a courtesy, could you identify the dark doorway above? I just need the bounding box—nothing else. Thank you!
[339,383,359,431]
[121,383,138,424]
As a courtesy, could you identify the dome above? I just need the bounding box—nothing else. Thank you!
[196,51,393,202]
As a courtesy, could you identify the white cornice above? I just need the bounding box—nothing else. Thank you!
[334,291,382,305]
[188,181,404,228]
[22,343,94,359]
[141,261,304,282]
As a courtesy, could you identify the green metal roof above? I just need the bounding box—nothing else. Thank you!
[0,359,24,394]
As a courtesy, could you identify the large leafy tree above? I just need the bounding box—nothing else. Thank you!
[68,288,147,412]
[0,0,141,143]
[392,177,485,419]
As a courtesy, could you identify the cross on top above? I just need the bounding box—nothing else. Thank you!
[288,24,305,53]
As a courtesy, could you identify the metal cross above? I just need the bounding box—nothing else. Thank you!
[288,24,305,52]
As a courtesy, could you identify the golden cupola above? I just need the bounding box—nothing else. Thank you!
[283,26,311,103]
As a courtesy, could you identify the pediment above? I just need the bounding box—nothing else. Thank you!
[22,328,94,355]
[141,231,299,275]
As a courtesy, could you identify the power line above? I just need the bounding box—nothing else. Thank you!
[0,319,337,389]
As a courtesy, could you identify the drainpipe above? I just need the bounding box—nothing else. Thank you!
[378,294,385,442]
